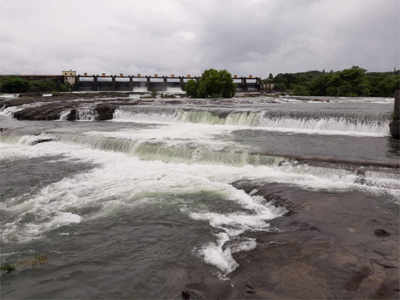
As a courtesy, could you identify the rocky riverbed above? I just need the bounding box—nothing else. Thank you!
[1,93,399,300]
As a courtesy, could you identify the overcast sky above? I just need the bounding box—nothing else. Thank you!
[0,0,399,76]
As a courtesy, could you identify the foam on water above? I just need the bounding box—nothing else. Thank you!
[77,107,96,121]
[1,140,398,241]
[59,109,72,121]
[0,102,46,117]
[133,86,148,93]
[163,87,185,95]
[0,93,19,99]
[113,107,390,137]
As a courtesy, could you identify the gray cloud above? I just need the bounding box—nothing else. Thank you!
[0,0,398,76]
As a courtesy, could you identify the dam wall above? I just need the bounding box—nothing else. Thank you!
[0,73,263,93]
[74,75,262,92]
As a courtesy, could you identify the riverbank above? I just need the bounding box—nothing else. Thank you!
[227,180,399,300]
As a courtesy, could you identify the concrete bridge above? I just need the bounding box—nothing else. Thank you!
[0,72,263,92]
[74,73,262,92]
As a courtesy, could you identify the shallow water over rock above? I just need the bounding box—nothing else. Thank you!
[0,95,399,299]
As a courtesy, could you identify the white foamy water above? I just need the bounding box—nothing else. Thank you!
[0,93,19,99]
[0,102,46,117]
[113,108,390,137]
[59,109,72,121]
[77,107,96,121]
[257,117,390,137]
[163,87,185,95]
[1,138,399,275]
[133,86,148,93]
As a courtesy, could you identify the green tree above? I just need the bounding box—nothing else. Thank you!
[326,86,338,96]
[184,69,235,98]
[184,79,198,98]
[0,77,30,93]
[293,85,310,96]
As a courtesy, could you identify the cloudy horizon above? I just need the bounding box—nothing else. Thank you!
[0,0,399,77]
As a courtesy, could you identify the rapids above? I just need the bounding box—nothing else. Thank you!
[0,95,399,299]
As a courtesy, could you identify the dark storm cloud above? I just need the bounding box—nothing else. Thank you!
[0,0,398,76]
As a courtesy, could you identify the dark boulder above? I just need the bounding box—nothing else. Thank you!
[13,103,73,121]
[391,90,400,139]
[94,103,116,121]
[374,229,391,237]
[66,109,77,121]
[390,120,399,139]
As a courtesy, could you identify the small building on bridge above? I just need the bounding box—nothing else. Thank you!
[62,70,77,86]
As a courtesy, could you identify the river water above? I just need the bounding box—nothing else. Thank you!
[0,95,399,299]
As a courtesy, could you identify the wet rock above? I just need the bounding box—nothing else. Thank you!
[181,290,190,300]
[390,120,399,139]
[391,90,400,139]
[228,180,399,300]
[94,103,116,121]
[232,180,296,215]
[66,109,77,121]
[344,266,372,291]
[375,229,391,237]
[30,137,54,145]
[13,103,73,121]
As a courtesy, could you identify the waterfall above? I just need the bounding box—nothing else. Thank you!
[113,106,391,136]
[59,110,72,121]
[133,86,148,93]
[55,133,284,167]
[77,108,96,121]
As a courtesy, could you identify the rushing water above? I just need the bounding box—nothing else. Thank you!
[0,95,399,299]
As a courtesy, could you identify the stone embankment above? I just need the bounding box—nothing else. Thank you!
[390,90,399,139]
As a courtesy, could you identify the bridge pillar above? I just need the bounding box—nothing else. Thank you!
[74,75,80,91]
[163,77,168,90]
[146,76,151,89]
[256,78,262,91]
[179,77,185,90]
[129,76,134,90]
[93,76,98,91]
[242,78,248,91]
[112,76,117,91]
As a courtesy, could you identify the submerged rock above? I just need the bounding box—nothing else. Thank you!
[374,229,391,237]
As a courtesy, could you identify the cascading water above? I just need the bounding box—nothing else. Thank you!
[1,95,398,299]
[76,107,96,121]
[113,105,391,136]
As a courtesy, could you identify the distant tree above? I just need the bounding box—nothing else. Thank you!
[293,85,310,96]
[184,69,235,98]
[184,79,198,98]
[337,82,353,96]
[326,86,338,96]
[0,77,30,93]
[269,66,400,97]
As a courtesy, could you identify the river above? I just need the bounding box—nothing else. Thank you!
[0,95,399,299]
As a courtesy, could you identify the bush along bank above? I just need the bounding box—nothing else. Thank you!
[269,66,400,97]
[0,76,71,93]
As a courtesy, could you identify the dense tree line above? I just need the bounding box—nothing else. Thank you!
[268,67,400,97]
[185,69,235,98]
[0,76,71,93]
